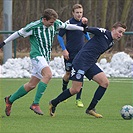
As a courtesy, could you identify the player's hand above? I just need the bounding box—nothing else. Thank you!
[62,50,69,60]
[81,17,88,34]
[81,17,88,24]
[0,42,5,48]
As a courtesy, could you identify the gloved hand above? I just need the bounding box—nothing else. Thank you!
[0,42,5,48]
[82,24,89,34]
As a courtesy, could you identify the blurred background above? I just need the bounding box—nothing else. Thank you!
[0,0,133,64]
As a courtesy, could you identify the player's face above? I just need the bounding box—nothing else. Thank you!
[43,18,56,27]
[111,27,126,40]
[72,8,83,21]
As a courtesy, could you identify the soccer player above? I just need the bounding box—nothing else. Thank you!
[57,4,90,107]
[49,22,127,118]
[0,8,85,116]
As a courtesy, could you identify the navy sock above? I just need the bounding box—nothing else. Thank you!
[87,86,106,110]
[62,79,69,91]
[76,87,83,100]
[51,89,72,107]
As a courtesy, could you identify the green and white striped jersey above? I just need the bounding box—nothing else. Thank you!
[18,18,67,61]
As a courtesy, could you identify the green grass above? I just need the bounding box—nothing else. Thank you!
[0,78,133,133]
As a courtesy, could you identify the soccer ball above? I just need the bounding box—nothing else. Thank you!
[120,105,133,120]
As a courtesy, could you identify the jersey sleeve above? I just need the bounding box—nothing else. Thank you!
[86,27,106,36]
[57,35,66,50]
[84,32,91,40]
[58,20,70,37]
[18,28,32,38]
[54,19,67,29]
[18,22,36,37]
[4,31,20,44]
[55,19,83,31]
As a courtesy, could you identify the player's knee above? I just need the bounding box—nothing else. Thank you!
[70,87,81,95]
[43,72,52,80]
[100,79,109,88]
[75,88,81,94]
[47,73,52,79]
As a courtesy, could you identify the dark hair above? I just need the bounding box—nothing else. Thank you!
[112,22,127,29]
[72,4,83,12]
[42,8,58,20]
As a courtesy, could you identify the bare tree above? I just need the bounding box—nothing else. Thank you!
[0,0,132,53]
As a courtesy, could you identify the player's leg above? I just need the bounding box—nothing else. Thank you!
[62,59,72,103]
[49,66,84,117]
[85,64,109,118]
[33,66,52,103]
[30,56,52,115]
[63,59,84,106]
[62,59,72,91]
[62,71,70,91]
[49,81,82,117]
[75,82,84,107]
[62,71,70,103]
[86,72,108,118]
[62,70,84,107]
[5,76,40,116]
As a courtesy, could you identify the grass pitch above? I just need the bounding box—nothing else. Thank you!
[0,78,133,133]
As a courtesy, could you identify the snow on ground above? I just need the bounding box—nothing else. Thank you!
[0,52,133,78]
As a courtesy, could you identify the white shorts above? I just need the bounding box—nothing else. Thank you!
[31,56,49,79]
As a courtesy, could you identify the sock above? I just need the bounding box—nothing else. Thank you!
[76,87,83,100]
[33,81,47,104]
[9,85,28,103]
[62,79,69,91]
[51,89,72,107]
[87,86,106,110]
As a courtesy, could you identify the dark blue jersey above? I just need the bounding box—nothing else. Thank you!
[72,27,114,71]
[58,18,85,59]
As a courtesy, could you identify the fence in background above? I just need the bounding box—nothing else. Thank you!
[0,31,133,58]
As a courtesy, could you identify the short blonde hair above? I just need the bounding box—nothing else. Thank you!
[72,4,83,12]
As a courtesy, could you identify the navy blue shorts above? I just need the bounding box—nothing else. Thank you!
[70,64,103,82]
[64,58,73,72]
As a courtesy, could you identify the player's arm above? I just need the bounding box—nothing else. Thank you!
[84,26,106,35]
[0,31,20,48]
[84,32,91,40]
[0,28,32,48]
[56,19,84,32]
[66,24,84,31]
[57,35,66,51]
[57,33,69,60]
[58,20,83,31]
[81,17,91,40]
